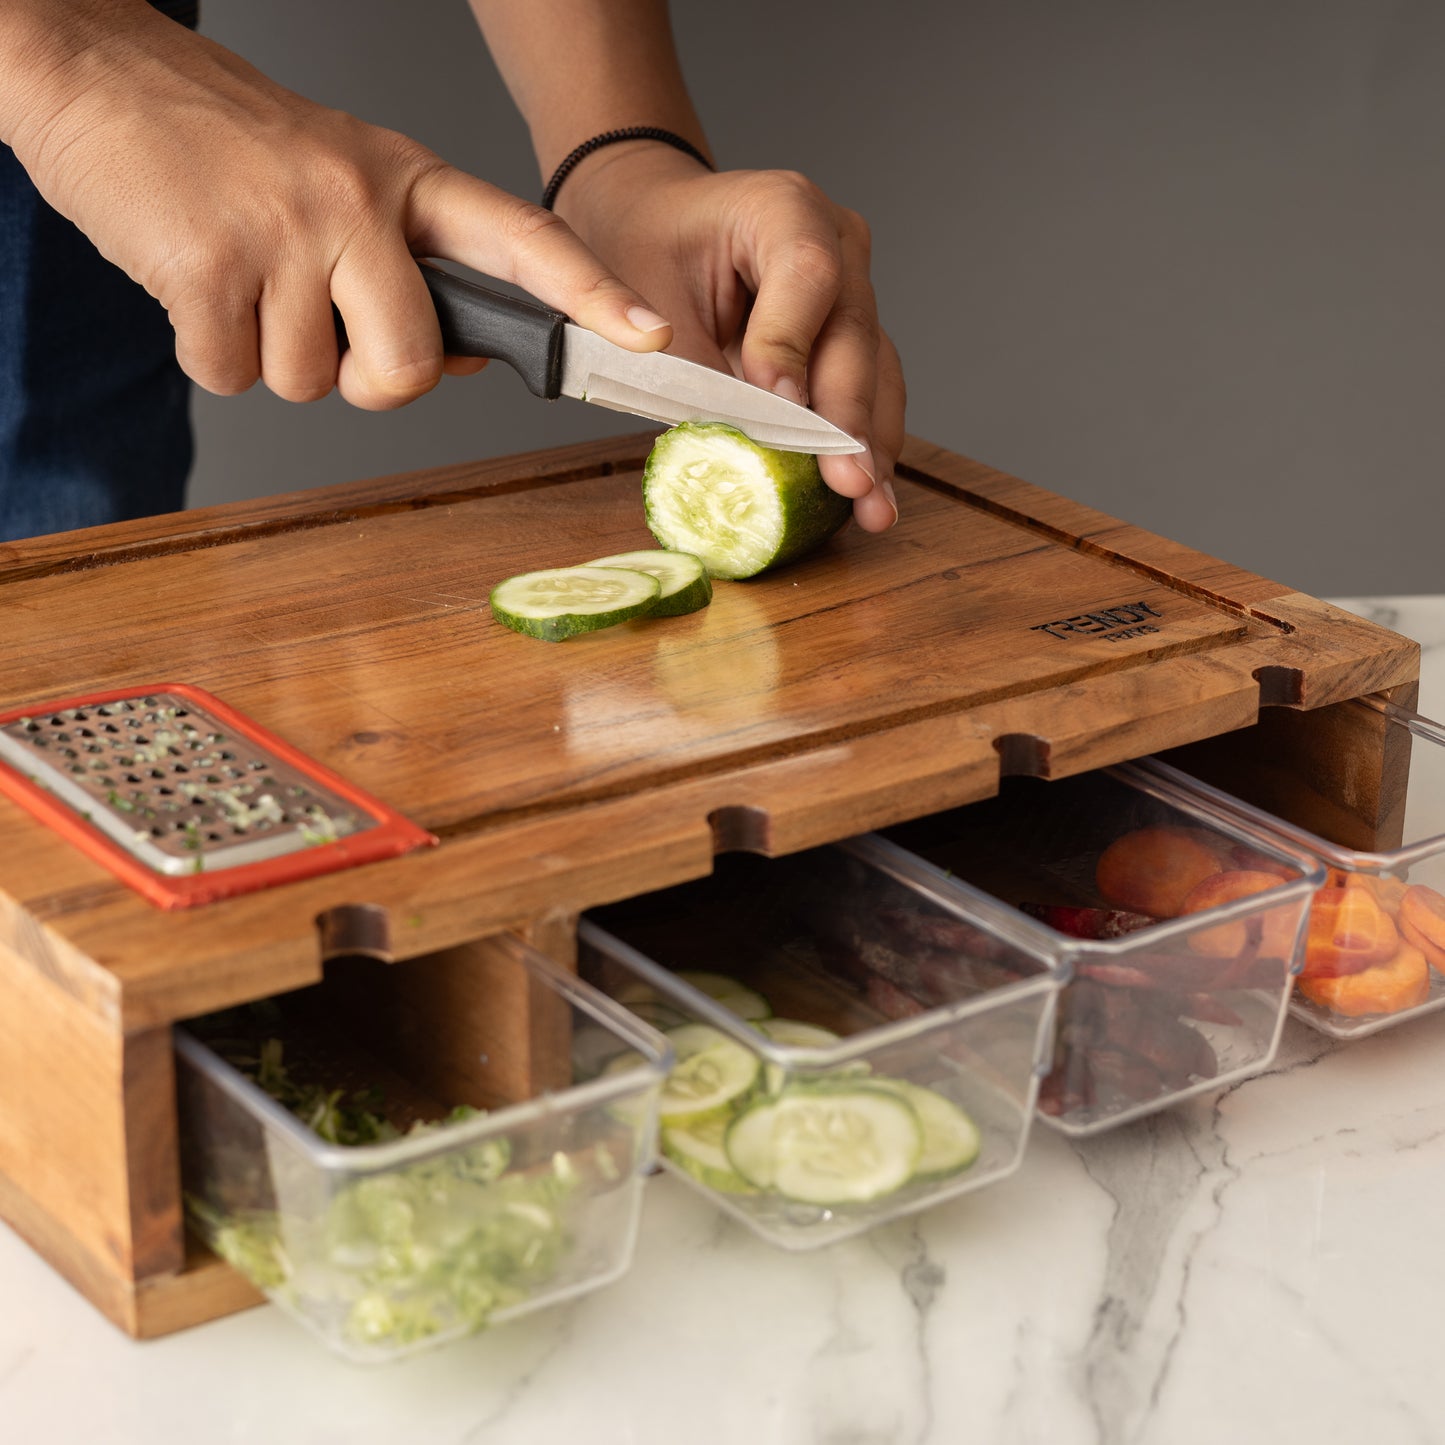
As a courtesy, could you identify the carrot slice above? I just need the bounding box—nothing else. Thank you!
[1301,886,1399,979]
[1296,942,1430,1017]
[1399,914,1445,976]
[1399,884,1445,951]
[1350,873,1408,916]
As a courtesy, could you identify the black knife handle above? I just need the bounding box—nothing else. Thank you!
[332,262,566,399]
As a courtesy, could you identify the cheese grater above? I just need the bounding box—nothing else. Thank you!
[0,684,436,909]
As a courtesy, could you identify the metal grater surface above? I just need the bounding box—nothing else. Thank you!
[0,691,375,877]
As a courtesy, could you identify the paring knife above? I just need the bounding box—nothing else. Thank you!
[400,262,864,455]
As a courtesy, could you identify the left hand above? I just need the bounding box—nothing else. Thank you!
[553,143,905,532]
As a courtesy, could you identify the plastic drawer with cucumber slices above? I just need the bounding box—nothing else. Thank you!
[576,841,1062,1250]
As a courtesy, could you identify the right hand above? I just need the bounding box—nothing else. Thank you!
[7,2,673,409]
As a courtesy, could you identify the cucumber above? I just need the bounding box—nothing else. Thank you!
[643,422,851,579]
[490,565,660,642]
[755,1018,848,1095]
[755,1019,840,1049]
[628,999,690,1032]
[724,1084,922,1206]
[675,971,772,1021]
[658,1023,761,1123]
[661,1112,756,1195]
[868,1079,981,1179]
[615,972,768,1022]
[586,549,712,618]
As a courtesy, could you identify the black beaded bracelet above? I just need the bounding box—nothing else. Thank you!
[541,126,713,210]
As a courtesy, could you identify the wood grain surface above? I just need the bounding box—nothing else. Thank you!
[0,433,1420,1338]
[0,433,1419,1030]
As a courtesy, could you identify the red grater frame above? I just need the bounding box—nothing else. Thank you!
[0,682,437,909]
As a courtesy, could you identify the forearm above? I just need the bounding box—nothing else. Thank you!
[0,0,166,157]
[469,0,710,182]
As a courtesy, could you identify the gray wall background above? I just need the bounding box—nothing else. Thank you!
[189,0,1445,597]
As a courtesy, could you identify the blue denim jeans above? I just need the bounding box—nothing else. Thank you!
[0,143,192,544]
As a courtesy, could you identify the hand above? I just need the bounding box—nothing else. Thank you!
[553,143,906,532]
[6,1,674,410]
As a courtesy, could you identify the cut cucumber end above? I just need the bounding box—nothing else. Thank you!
[489,565,661,642]
[643,422,850,580]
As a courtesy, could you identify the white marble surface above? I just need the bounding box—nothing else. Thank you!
[4,597,1444,1445]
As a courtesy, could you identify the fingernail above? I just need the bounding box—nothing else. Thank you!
[881,477,898,519]
[851,445,877,486]
[772,376,808,407]
[626,305,670,333]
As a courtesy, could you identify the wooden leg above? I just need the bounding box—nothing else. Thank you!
[0,939,187,1337]
[1161,683,1420,854]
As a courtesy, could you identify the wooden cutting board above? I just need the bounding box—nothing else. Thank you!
[0,431,1420,1340]
[0,432,1419,1034]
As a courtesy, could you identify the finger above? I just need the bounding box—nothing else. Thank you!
[804,222,885,508]
[834,332,907,532]
[256,276,338,403]
[735,174,848,402]
[410,167,673,352]
[169,284,261,397]
[871,330,907,473]
[841,332,906,532]
[851,482,899,533]
[331,244,444,411]
[442,356,490,377]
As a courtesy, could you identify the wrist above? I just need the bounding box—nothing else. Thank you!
[552,137,712,229]
[0,0,161,155]
[542,126,711,211]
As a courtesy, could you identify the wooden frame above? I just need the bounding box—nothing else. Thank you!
[0,434,1419,1336]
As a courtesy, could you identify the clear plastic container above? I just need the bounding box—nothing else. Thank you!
[879,762,1325,1135]
[175,934,671,1364]
[579,838,1060,1249]
[1148,697,1445,1039]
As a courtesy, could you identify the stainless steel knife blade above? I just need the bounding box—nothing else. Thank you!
[559,325,865,455]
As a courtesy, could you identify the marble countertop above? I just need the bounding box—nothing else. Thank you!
[4,597,1443,1445]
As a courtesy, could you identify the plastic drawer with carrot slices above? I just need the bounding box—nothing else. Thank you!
[579,839,1061,1250]
[878,762,1326,1136]
[1147,697,1445,1039]
[175,935,671,1365]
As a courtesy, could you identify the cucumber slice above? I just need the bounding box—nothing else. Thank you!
[868,1079,981,1179]
[621,999,687,1034]
[615,974,766,1022]
[490,565,660,642]
[658,1023,761,1123]
[675,971,771,1021]
[643,422,851,579]
[755,1018,846,1095]
[724,1085,922,1205]
[755,1019,840,1049]
[661,1113,756,1195]
[586,549,712,618]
